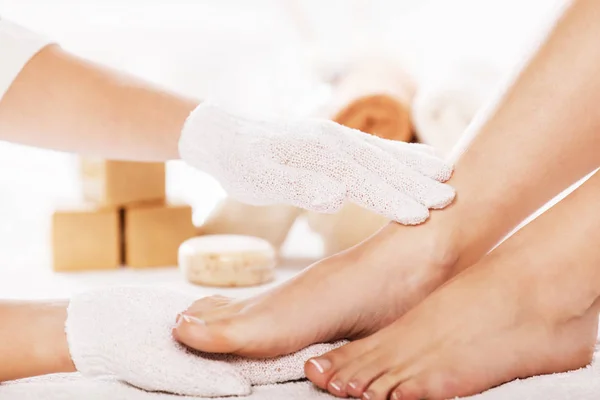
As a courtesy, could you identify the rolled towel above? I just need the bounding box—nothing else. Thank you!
[412,62,503,157]
[319,59,416,142]
[66,286,346,397]
[308,60,415,255]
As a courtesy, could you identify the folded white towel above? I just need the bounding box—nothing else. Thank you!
[65,286,345,397]
[412,62,503,157]
[3,342,600,400]
[0,375,335,400]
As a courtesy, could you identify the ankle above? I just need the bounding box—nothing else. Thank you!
[492,250,600,323]
[421,208,506,276]
[386,220,461,275]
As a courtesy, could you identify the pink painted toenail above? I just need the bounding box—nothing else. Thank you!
[181,314,206,325]
[362,390,374,400]
[308,358,331,374]
[329,379,343,393]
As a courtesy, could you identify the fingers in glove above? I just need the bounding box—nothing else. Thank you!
[345,166,430,224]
[363,134,453,182]
[346,141,455,209]
[325,122,452,182]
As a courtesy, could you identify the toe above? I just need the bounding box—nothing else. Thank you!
[183,295,234,314]
[391,377,429,400]
[176,296,231,322]
[173,314,245,354]
[341,355,397,399]
[390,370,462,400]
[339,357,384,399]
[305,338,377,392]
[327,347,394,398]
[305,357,335,390]
[364,371,412,400]
[184,297,244,321]
[174,311,295,357]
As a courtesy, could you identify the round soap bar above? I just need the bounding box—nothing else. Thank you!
[178,235,276,287]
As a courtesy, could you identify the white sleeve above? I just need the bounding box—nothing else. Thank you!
[0,18,54,103]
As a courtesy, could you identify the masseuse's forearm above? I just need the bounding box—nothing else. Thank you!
[0,301,74,382]
[427,0,600,269]
[0,44,198,161]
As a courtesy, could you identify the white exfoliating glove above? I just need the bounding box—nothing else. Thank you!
[65,287,345,397]
[179,103,455,225]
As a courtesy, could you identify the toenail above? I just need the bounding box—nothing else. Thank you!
[347,380,360,391]
[181,314,206,325]
[308,358,331,374]
[391,391,402,400]
[175,313,182,323]
[362,390,374,400]
[328,379,343,393]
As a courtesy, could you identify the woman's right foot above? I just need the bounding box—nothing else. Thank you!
[305,252,599,400]
[173,222,460,357]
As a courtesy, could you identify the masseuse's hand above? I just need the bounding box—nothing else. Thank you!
[179,103,455,225]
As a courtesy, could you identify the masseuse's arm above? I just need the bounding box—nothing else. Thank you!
[0,19,197,161]
[0,19,454,223]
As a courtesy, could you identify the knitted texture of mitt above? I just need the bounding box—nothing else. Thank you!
[179,103,455,225]
[66,286,346,398]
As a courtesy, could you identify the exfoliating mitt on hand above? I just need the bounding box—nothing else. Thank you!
[65,286,345,397]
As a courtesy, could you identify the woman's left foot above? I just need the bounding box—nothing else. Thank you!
[305,255,599,400]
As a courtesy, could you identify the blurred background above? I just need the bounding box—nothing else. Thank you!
[0,0,567,296]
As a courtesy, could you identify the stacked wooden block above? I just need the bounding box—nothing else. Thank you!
[52,159,196,271]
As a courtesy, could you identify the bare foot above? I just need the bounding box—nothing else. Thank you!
[173,222,459,357]
[305,255,599,400]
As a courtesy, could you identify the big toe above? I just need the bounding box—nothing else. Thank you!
[174,313,244,354]
[185,295,234,313]
[183,295,242,320]
[173,312,289,357]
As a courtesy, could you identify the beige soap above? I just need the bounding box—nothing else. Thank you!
[178,234,276,287]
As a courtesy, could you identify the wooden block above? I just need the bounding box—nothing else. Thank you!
[52,205,121,271]
[81,159,165,207]
[125,203,196,267]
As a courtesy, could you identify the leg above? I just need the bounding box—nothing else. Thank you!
[0,300,74,382]
[308,168,600,399]
[173,0,600,357]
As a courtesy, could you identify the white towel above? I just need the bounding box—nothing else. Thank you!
[0,375,334,400]
[412,62,503,157]
[65,286,345,397]
[3,344,600,400]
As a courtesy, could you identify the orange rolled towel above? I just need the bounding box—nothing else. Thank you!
[320,60,416,142]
